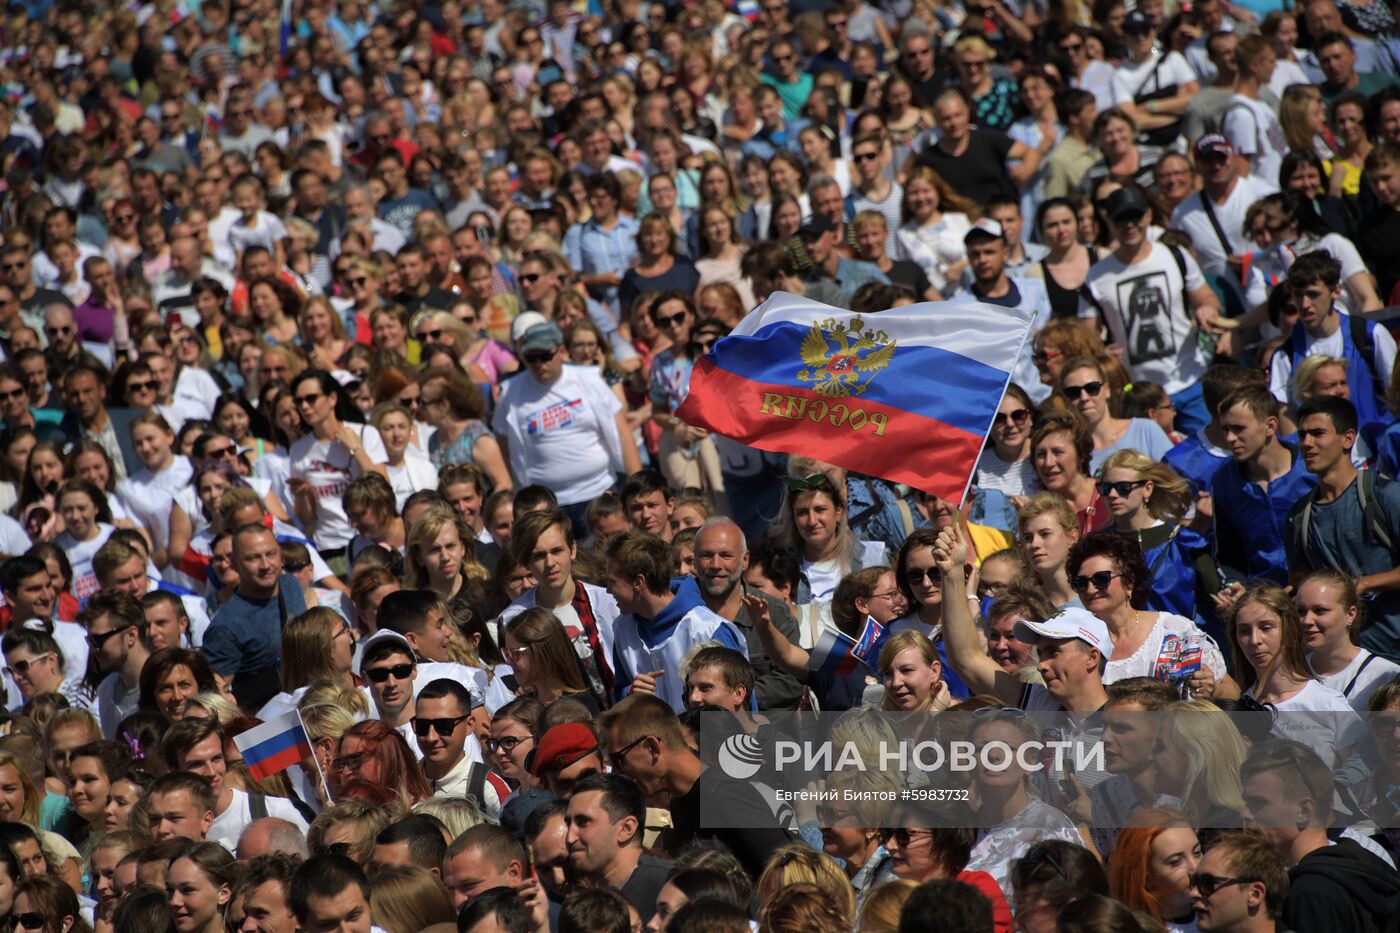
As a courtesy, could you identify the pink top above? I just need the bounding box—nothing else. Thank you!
[466,339,518,384]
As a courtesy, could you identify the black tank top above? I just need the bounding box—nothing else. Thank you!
[1040,247,1102,320]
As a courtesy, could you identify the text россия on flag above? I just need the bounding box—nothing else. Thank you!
[676,292,1037,504]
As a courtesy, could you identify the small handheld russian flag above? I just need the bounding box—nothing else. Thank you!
[806,617,887,677]
[234,711,313,781]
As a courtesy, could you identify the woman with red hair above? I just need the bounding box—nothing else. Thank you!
[330,719,432,805]
[1107,808,1201,929]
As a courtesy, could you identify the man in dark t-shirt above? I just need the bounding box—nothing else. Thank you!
[1357,144,1400,302]
[913,89,1048,207]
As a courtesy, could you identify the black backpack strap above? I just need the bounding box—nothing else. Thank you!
[1343,652,1381,697]
[1198,191,1235,258]
[1166,243,1192,319]
[465,761,487,808]
[248,792,268,822]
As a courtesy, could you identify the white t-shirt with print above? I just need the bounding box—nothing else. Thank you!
[1079,242,1209,394]
[289,424,389,551]
[492,364,625,506]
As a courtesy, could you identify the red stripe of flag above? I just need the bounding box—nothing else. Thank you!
[246,742,311,782]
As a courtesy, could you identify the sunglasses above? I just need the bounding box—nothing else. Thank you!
[13,913,45,930]
[350,276,369,287]
[0,387,25,401]
[331,752,366,772]
[655,311,688,328]
[417,329,444,342]
[4,653,51,677]
[364,662,414,683]
[412,714,470,738]
[609,733,650,767]
[994,408,1030,427]
[1069,570,1122,592]
[1096,479,1146,498]
[853,151,880,163]
[519,273,542,284]
[1189,873,1248,899]
[205,445,237,459]
[1062,380,1104,401]
[902,567,941,585]
[880,827,933,847]
[87,624,132,649]
[486,734,532,754]
[294,392,323,407]
[523,351,556,365]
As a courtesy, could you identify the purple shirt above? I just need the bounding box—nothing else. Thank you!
[72,300,114,344]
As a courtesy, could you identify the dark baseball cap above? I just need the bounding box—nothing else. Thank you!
[1104,186,1151,222]
[797,215,837,240]
[1124,9,1155,32]
[1193,133,1235,159]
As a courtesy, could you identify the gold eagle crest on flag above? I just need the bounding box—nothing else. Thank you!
[796,316,897,398]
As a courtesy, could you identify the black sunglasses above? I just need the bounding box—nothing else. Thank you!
[994,408,1030,426]
[1096,479,1146,498]
[519,272,542,284]
[609,733,650,767]
[902,567,941,585]
[655,311,688,328]
[1069,570,1122,592]
[1189,873,1249,899]
[364,662,414,683]
[1062,381,1104,401]
[523,350,556,365]
[412,714,470,738]
[87,624,133,649]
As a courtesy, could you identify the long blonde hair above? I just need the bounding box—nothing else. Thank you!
[1279,84,1323,154]
[1160,699,1246,817]
[281,607,348,691]
[405,504,489,590]
[1100,450,1194,524]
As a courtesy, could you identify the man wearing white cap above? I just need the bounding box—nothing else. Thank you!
[949,218,1051,403]
[933,524,1110,716]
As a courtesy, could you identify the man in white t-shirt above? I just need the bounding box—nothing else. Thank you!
[1113,10,1199,141]
[77,589,151,739]
[1222,35,1288,187]
[492,322,640,527]
[162,717,309,852]
[1171,134,1277,315]
[1268,252,1395,417]
[1081,187,1232,433]
[287,370,389,571]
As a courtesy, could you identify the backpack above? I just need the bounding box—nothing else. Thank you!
[1263,314,1381,409]
[1290,468,1395,571]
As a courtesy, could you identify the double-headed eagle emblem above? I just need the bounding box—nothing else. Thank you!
[796,316,897,398]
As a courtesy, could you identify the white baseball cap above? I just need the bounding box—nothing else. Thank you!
[964,217,1005,242]
[1014,607,1114,657]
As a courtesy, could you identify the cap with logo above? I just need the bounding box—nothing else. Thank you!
[964,217,1005,243]
[1193,134,1234,159]
[1013,607,1115,658]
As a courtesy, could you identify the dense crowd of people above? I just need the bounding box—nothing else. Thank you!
[7,0,1400,930]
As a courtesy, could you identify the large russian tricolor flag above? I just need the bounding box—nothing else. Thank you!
[233,711,313,781]
[676,293,1036,504]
